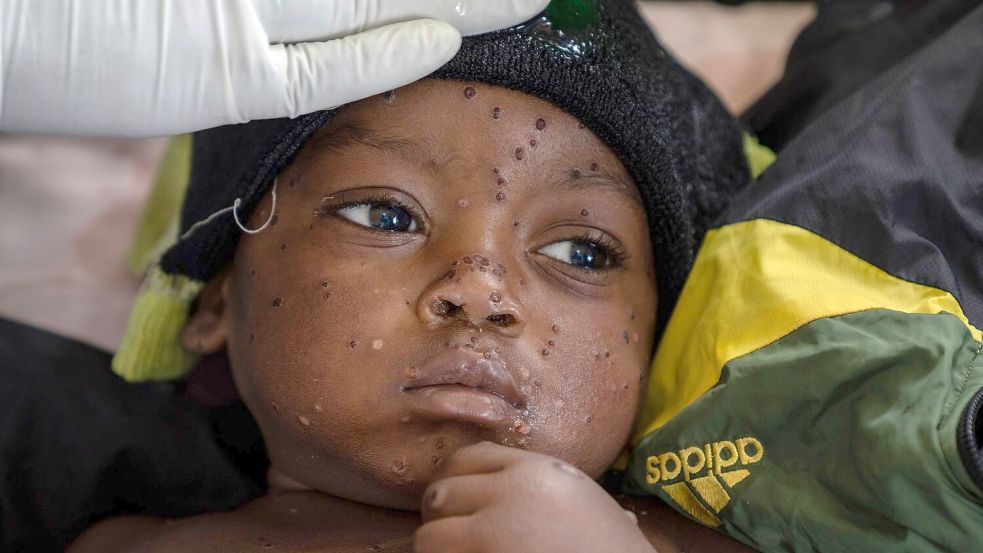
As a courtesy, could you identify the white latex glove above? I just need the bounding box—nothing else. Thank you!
[0,0,549,137]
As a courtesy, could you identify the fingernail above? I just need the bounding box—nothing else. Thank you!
[624,509,638,525]
[427,487,444,510]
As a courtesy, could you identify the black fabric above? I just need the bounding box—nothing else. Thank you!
[719,4,983,327]
[958,381,983,494]
[162,0,750,334]
[744,0,982,151]
[165,112,333,285]
[0,317,265,551]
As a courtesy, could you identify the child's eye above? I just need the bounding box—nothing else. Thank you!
[538,240,613,270]
[336,202,419,232]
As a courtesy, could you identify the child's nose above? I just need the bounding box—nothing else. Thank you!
[416,255,525,337]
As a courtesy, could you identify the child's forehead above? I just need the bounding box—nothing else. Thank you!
[355,79,571,120]
[319,81,585,148]
[299,80,643,207]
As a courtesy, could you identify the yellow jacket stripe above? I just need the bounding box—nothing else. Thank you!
[635,218,982,441]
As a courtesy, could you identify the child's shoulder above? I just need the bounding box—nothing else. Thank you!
[71,491,751,553]
[70,492,419,553]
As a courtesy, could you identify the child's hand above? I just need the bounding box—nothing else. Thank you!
[415,441,657,553]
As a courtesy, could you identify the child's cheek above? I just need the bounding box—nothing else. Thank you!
[227,239,426,482]
[226,224,384,410]
[527,300,652,476]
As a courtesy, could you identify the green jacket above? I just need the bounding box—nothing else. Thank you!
[625,6,983,552]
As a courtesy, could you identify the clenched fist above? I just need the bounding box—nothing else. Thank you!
[416,442,657,553]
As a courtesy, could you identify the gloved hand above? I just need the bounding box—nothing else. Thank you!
[0,0,549,137]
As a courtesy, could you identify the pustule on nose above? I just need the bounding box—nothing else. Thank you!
[420,255,524,332]
[430,299,460,318]
[486,313,517,327]
[429,296,520,329]
[429,295,514,320]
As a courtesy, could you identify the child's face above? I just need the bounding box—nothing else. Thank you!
[188,80,657,509]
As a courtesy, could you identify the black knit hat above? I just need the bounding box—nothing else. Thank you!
[117,0,749,381]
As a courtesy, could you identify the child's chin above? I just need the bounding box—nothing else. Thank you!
[345,464,439,512]
[357,434,489,503]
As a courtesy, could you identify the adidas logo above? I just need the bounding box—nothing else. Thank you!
[644,437,764,527]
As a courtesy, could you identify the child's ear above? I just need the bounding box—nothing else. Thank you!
[181,272,230,354]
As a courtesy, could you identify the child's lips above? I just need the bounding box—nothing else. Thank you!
[403,385,518,427]
[401,348,527,427]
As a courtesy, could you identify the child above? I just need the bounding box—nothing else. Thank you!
[72,1,752,551]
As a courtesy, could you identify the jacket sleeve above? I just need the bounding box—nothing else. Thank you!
[625,310,983,553]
